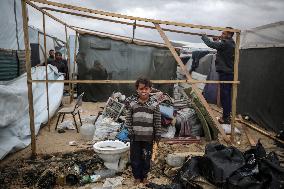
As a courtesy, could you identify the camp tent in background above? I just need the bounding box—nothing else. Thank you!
[238,21,284,133]
[0,0,25,81]
[77,34,177,101]
[0,0,65,81]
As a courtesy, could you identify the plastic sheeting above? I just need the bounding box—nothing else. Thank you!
[237,47,284,133]
[77,34,177,101]
[0,65,64,159]
[0,0,24,50]
[240,21,284,49]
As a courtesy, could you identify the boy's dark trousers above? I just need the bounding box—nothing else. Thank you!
[130,140,153,180]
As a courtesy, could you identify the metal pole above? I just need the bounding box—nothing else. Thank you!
[42,13,50,131]
[231,32,241,144]
[21,0,36,156]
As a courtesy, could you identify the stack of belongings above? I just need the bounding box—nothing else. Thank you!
[173,85,203,138]
[92,92,128,141]
[150,88,176,139]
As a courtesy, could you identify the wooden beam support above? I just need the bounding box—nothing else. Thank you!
[76,29,167,48]
[42,13,51,131]
[70,31,78,102]
[42,7,218,38]
[30,0,240,32]
[230,32,241,144]
[26,0,76,31]
[237,119,284,145]
[64,25,72,104]
[154,23,230,144]
[21,0,36,156]
[242,124,256,146]
[29,79,240,84]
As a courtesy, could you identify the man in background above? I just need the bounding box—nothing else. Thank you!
[50,51,68,79]
[47,49,55,64]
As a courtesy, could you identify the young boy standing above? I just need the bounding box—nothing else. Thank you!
[125,77,161,184]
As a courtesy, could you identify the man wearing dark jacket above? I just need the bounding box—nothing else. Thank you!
[50,52,68,79]
[201,29,235,124]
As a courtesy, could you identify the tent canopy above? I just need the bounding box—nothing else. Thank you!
[240,21,284,49]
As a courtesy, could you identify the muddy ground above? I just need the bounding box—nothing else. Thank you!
[0,102,283,189]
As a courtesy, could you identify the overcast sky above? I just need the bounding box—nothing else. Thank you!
[28,0,284,43]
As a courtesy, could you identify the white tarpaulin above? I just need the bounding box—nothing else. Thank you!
[241,21,284,49]
[0,0,24,50]
[0,65,64,159]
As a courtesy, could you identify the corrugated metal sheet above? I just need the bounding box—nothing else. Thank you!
[0,49,18,81]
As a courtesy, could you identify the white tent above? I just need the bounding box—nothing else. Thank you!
[0,0,24,50]
[0,65,64,159]
[240,21,284,49]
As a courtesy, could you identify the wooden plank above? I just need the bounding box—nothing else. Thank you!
[29,79,239,84]
[172,152,205,157]
[64,25,72,104]
[21,0,36,156]
[237,119,284,145]
[42,13,50,131]
[77,29,167,48]
[26,1,75,31]
[230,32,241,143]
[30,0,240,32]
[192,102,212,141]
[42,7,218,38]
[70,31,78,102]
[154,23,230,144]
[242,124,256,146]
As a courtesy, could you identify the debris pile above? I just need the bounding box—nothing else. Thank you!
[0,150,104,189]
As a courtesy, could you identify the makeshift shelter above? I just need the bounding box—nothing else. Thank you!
[238,21,284,133]
[77,34,177,101]
[11,0,241,157]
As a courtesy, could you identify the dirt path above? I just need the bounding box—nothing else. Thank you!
[0,102,282,189]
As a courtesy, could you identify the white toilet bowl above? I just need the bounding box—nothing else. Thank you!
[93,140,130,171]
